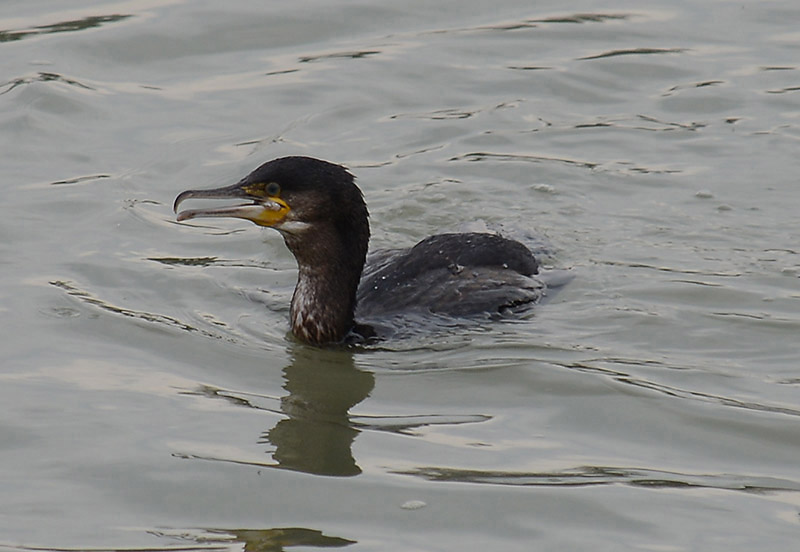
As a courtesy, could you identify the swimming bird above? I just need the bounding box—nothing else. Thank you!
[174,156,547,345]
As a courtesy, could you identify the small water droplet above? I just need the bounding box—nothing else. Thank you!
[401,500,427,510]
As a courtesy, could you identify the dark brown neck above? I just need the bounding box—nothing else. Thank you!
[283,220,368,344]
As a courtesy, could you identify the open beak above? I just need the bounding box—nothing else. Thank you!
[173,182,289,227]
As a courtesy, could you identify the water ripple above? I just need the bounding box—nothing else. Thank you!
[578,47,688,61]
[49,174,111,186]
[561,359,800,418]
[298,49,381,63]
[449,151,599,169]
[0,14,131,43]
[0,71,95,95]
[396,465,800,492]
[147,256,273,269]
[529,13,630,24]
[766,85,800,95]
[49,279,241,343]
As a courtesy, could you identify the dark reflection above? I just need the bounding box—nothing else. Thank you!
[50,173,111,185]
[507,65,552,71]
[148,256,274,269]
[530,13,629,24]
[179,344,498,478]
[390,108,478,120]
[766,85,800,95]
[298,50,380,63]
[0,14,130,43]
[396,465,800,493]
[578,47,687,60]
[0,71,95,95]
[151,526,355,551]
[221,527,355,550]
[450,151,599,170]
[181,346,375,476]
[210,527,354,551]
[149,255,222,267]
[265,346,374,476]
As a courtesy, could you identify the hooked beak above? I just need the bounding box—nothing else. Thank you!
[173,182,290,227]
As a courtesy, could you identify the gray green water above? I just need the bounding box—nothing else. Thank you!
[2,1,799,550]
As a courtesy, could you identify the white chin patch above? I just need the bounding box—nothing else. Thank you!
[275,220,312,234]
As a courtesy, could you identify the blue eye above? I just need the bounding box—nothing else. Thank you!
[266,182,281,196]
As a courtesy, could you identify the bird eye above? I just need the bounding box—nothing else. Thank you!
[266,182,281,196]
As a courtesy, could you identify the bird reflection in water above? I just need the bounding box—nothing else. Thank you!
[181,345,373,477]
[264,346,374,476]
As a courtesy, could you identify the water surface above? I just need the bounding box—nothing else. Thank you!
[2,1,799,550]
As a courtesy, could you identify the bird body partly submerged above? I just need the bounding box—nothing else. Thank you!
[357,232,542,318]
[174,156,551,345]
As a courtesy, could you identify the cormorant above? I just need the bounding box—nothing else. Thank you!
[174,156,549,345]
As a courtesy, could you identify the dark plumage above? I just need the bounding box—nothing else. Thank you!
[174,156,549,345]
[357,233,541,318]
